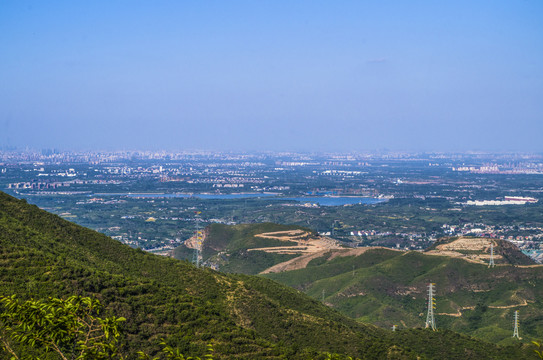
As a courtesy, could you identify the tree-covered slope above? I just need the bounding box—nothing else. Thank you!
[0,192,532,359]
[0,192,379,359]
[265,247,543,347]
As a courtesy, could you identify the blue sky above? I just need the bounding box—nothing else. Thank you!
[1,1,542,152]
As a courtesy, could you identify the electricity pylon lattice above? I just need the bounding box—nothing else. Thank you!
[513,311,520,339]
[192,212,203,267]
[425,283,437,331]
[488,242,495,268]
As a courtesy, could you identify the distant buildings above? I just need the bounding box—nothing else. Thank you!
[466,197,538,206]
[504,196,538,203]
[453,164,543,175]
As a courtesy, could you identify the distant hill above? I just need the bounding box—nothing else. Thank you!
[0,191,531,359]
[265,245,543,346]
[425,236,535,266]
[172,222,343,274]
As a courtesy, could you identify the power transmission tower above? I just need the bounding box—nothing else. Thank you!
[192,212,203,267]
[513,311,520,339]
[488,242,495,268]
[322,289,325,303]
[425,283,436,331]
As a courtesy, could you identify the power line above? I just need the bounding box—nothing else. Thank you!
[425,283,436,331]
[489,242,495,268]
[513,311,520,339]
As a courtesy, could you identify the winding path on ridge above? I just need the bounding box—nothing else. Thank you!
[250,233,543,274]
[253,229,401,274]
[260,247,401,274]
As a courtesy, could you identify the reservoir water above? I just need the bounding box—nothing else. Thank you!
[282,196,385,206]
[100,193,387,206]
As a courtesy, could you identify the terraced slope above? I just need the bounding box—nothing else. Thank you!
[426,236,535,266]
[173,223,342,274]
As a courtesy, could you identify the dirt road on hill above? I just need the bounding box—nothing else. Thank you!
[250,230,340,253]
[260,246,400,274]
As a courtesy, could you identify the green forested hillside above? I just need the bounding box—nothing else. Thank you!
[0,192,532,359]
[265,247,543,346]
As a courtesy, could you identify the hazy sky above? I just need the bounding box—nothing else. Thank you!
[1,1,542,152]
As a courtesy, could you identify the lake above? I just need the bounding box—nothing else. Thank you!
[105,193,387,206]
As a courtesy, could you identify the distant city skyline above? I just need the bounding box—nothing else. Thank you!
[1,1,542,152]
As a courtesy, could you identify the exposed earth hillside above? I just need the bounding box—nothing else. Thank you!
[425,236,535,266]
[173,222,343,274]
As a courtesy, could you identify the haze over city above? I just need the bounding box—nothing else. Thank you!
[1,1,542,152]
